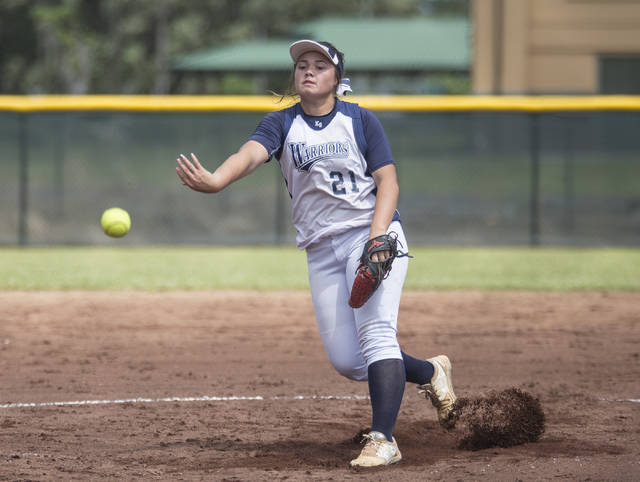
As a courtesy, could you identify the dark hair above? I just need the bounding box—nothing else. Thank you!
[273,41,345,102]
[317,41,345,77]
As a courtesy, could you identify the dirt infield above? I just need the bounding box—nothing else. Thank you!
[1,291,639,481]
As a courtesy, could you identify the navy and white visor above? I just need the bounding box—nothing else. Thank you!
[289,40,344,77]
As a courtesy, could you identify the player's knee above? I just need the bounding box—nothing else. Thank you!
[335,365,368,381]
[359,332,401,367]
[328,354,367,381]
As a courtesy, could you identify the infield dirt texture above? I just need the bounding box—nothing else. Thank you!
[1,291,638,480]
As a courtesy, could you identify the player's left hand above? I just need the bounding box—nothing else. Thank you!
[371,250,390,262]
[348,233,399,308]
[368,232,390,262]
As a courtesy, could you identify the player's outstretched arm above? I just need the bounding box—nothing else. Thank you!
[176,140,269,193]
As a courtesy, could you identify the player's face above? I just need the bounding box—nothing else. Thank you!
[294,51,339,100]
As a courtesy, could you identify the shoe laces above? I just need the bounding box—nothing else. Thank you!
[418,383,454,410]
[360,433,394,458]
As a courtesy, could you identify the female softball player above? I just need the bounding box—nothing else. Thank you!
[175,40,456,467]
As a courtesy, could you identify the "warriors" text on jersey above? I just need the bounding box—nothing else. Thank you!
[287,141,350,171]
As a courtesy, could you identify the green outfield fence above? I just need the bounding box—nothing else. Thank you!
[1,95,639,247]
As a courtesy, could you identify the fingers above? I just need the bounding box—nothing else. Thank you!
[177,153,202,175]
[189,152,202,169]
[176,160,192,185]
[175,165,190,185]
[175,152,215,193]
[176,154,199,189]
[371,250,390,262]
[177,153,196,175]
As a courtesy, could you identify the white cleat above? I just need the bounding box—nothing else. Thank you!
[418,355,457,429]
[350,431,402,467]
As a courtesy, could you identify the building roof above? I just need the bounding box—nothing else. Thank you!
[172,17,470,73]
[173,39,292,72]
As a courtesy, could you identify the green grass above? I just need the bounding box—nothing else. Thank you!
[406,248,640,291]
[1,246,639,291]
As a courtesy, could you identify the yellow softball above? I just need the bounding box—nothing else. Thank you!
[100,207,131,238]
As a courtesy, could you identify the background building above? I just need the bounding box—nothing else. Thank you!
[171,17,471,95]
[472,0,640,94]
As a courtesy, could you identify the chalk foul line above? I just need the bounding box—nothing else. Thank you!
[0,394,370,409]
[2,396,637,410]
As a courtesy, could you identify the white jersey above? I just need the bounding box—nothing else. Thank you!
[250,99,396,249]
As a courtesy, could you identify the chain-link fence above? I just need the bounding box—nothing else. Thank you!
[1,97,639,246]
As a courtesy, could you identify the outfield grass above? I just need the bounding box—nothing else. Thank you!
[1,246,638,291]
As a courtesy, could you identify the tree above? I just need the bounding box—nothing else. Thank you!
[0,0,431,94]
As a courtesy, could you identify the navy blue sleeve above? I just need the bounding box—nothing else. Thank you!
[361,108,394,172]
[249,110,286,160]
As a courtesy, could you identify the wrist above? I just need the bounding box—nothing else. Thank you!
[208,171,225,193]
[368,227,388,239]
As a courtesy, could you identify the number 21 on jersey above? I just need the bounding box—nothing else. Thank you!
[330,170,359,195]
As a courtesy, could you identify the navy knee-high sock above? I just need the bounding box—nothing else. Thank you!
[401,351,434,385]
[368,358,406,442]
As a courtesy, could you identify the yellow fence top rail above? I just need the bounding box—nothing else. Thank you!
[2,95,640,112]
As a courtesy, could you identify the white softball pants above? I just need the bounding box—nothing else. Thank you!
[306,220,409,381]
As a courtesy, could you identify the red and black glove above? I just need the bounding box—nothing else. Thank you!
[348,234,400,309]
